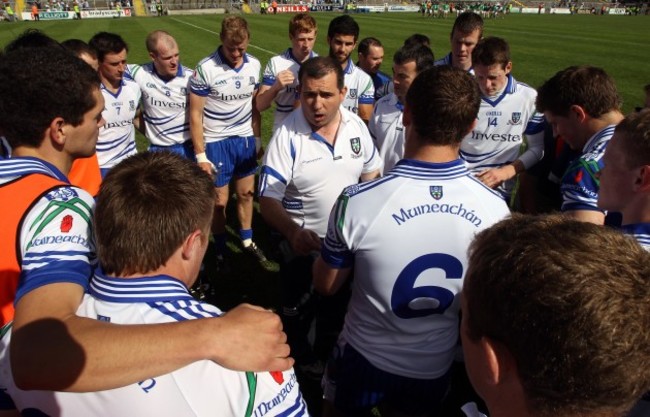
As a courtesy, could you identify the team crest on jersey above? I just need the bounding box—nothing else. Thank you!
[350,137,361,155]
[181,87,187,95]
[430,185,443,200]
[129,100,135,111]
[45,187,79,202]
[349,89,358,99]
[508,112,522,125]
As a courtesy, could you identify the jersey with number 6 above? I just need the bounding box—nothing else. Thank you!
[321,159,509,379]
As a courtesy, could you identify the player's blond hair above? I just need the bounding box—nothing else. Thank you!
[220,15,250,44]
[289,13,317,37]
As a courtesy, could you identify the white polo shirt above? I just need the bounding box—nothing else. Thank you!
[259,106,382,238]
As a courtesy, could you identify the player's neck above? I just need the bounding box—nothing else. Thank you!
[405,141,460,163]
[100,75,122,93]
[586,110,624,137]
[312,111,342,145]
[12,145,73,176]
[621,199,650,225]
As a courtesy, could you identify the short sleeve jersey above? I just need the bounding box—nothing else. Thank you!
[0,271,309,417]
[560,125,615,212]
[259,107,382,238]
[96,79,142,169]
[342,59,374,115]
[190,49,261,142]
[368,93,404,174]
[321,159,510,379]
[262,48,317,130]
[0,157,95,305]
[126,63,194,147]
[460,75,545,172]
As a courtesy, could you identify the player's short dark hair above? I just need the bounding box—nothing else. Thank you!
[536,65,621,118]
[405,66,480,146]
[327,15,360,41]
[62,38,97,60]
[393,44,435,73]
[450,11,484,38]
[4,29,61,52]
[358,37,382,56]
[0,47,100,149]
[464,214,650,416]
[403,33,430,48]
[88,31,128,62]
[472,37,510,69]
[298,56,344,91]
[613,108,650,168]
[289,13,317,36]
[95,152,215,276]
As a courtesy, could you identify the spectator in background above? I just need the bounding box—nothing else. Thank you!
[357,37,391,101]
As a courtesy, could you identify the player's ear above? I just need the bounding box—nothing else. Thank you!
[504,61,512,75]
[483,337,516,386]
[181,229,204,261]
[569,104,587,123]
[149,51,156,61]
[48,117,66,147]
[635,165,650,191]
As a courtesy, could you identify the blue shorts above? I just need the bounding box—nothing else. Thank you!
[322,341,451,415]
[149,141,195,161]
[205,136,257,187]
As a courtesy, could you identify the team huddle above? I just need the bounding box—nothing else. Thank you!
[0,10,649,417]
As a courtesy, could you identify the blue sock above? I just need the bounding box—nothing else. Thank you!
[240,228,253,247]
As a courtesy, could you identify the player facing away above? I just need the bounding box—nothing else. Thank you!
[356,37,392,101]
[460,37,545,201]
[461,214,650,417]
[536,65,624,224]
[0,34,294,397]
[313,66,510,417]
[88,32,141,177]
[190,16,269,269]
[0,151,309,417]
[127,30,195,158]
[327,15,374,123]
[369,43,434,174]
[256,13,317,131]
[434,11,483,74]
[259,56,382,374]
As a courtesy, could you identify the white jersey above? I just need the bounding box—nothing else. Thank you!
[321,158,509,379]
[342,59,374,115]
[621,223,650,250]
[190,49,260,142]
[368,93,404,174]
[0,271,309,417]
[262,48,317,130]
[126,63,193,147]
[460,75,545,195]
[259,107,382,238]
[96,80,141,169]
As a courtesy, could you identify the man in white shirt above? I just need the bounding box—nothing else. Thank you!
[259,56,381,375]
[256,13,317,131]
[190,16,268,268]
[89,32,141,177]
[1,152,309,417]
[313,66,509,416]
[369,43,434,173]
[326,15,374,123]
[127,30,194,158]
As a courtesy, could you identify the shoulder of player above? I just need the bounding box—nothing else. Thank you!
[340,107,371,133]
[245,53,261,66]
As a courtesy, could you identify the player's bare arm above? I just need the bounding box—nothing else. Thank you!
[360,169,380,182]
[312,256,351,295]
[11,284,293,391]
[259,196,321,255]
[255,69,295,112]
[252,91,264,158]
[189,93,213,176]
[358,103,373,125]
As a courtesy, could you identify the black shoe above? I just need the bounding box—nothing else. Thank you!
[244,241,268,262]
